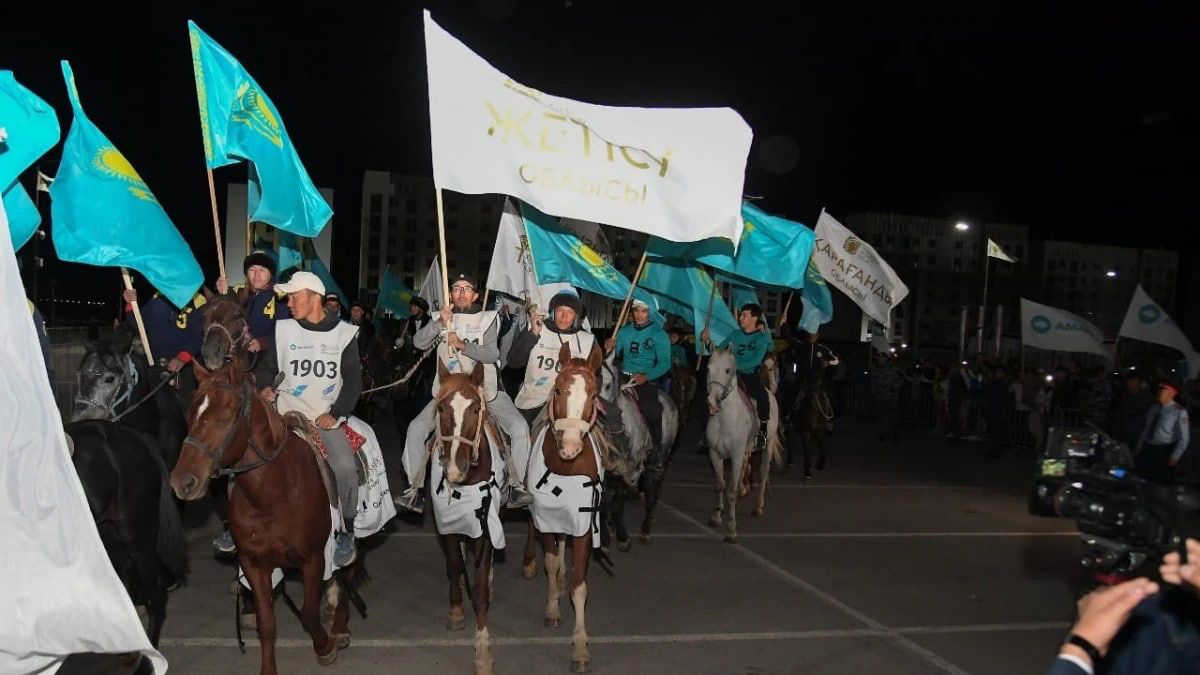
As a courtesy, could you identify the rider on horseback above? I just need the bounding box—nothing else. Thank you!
[603,299,670,457]
[794,330,840,430]
[253,271,364,568]
[703,303,773,453]
[395,275,533,513]
[508,289,594,424]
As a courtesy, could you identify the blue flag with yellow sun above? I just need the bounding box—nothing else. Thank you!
[798,258,834,333]
[646,202,814,289]
[640,258,739,353]
[0,71,61,250]
[50,61,203,309]
[521,202,661,313]
[376,266,415,318]
[189,20,332,237]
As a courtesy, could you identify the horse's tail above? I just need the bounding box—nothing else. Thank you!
[155,462,189,585]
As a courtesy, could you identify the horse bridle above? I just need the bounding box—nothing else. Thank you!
[75,354,138,417]
[183,381,285,478]
[547,370,600,446]
[434,387,488,467]
[707,369,737,408]
[205,315,255,370]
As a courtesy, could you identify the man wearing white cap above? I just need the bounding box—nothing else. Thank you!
[394,274,532,513]
[253,271,363,567]
[604,298,671,456]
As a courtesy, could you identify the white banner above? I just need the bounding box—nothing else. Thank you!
[1020,298,1110,358]
[419,255,446,311]
[486,198,572,310]
[812,210,909,327]
[0,199,165,672]
[1118,284,1200,380]
[425,10,752,245]
[987,238,1016,263]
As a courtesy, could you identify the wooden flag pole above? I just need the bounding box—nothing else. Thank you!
[777,291,794,337]
[613,250,649,334]
[435,189,451,302]
[120,268,155,365]
[696,279,719,372]
[205,168,226,281]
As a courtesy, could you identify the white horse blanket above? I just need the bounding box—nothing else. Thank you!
[429,428,507,550]
[528,428,604,548]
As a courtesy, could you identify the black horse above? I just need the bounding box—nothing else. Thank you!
[73,329,187,472]
[67,419,189,647]
[389,341,436,442]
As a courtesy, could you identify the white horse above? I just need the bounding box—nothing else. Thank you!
[704,346,781,543]
[598,352,679,548]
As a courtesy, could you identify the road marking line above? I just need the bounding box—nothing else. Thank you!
[896,621,1071,635]
[669,483,990,490]
[658,501,970,675]
[625,531,1078,539]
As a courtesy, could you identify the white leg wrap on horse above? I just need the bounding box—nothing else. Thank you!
[474,626,494,674]
[572,582,589,662]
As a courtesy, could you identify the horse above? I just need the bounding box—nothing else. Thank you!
[704,346,782,543]
[199,295,251,372]
[429,359,504,675]
[67,419,188,647]
[524,342,606,673]
[787,369,831,479]
[72,329,187,472]
[669,364,698,422]
[598,352,679,549]
[389,339,436,443]
[169,358,364,675]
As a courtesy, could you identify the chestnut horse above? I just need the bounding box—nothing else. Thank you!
[429,359,503,675]
[169,358,360,675]
[524,343,605,673]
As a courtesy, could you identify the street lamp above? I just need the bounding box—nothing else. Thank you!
[1106,270,1117,278]
[955,222,970,232]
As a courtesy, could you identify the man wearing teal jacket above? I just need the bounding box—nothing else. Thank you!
[704,303,773,452]
[605,299,671,454]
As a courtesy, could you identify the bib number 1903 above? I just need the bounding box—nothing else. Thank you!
[289,359,339,379]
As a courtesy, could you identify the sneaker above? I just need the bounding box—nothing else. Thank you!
[393,486,425,514]
[507,485,534,509]
[333,531,357,567]
[213,529,236,554]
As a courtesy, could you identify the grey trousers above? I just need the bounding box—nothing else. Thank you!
[403,391,530,489]
[317,426,359,526]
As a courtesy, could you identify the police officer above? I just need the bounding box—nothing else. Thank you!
[1137,378,1191,483]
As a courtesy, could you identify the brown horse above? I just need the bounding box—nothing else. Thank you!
[429,359,500,675]
[522,342,604,673]
[169,358,358,675]
[199,295,251,372]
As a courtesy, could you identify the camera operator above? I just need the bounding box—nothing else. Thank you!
[1136,379,1190,483]
[1046,578,1159,675]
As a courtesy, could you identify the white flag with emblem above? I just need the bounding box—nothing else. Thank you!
[424,10,752,245]
[0,197,166,672]
[486,198,571,311]
[812,209,909,327]
[1020,298,1110,358]
[1118,284,1200,380]
[987,238,1016,263]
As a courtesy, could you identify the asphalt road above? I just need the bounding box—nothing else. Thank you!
[157,412,1086,674]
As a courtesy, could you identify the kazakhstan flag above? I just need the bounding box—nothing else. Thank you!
[640,258,739,352]
[0,71,60,187]
[377,266,415,318]
[189,20,332,237]
[521,202,660,313]
[798,258,833,334]
[646,202,815,289]
[50,61,203,309]
[3,181,40,251]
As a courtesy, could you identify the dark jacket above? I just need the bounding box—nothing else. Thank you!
[235,286,291,353]
[124,293,204,362]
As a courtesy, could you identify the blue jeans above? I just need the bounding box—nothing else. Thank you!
[1105,591,1200,674]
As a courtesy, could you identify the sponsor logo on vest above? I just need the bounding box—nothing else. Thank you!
[1139,304,1161,324]
[291,385,308,397]
[1030,315,1052,334]
[323,383,336,395]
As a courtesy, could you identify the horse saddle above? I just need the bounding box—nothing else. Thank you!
[280,412,366,512]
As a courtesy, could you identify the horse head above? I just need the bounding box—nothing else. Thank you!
[434,358,488,485]
[170,359,250,500]
[705,344,737,412]
[548,342,603,460]
[200,296,250,372]
[73,329,138,421]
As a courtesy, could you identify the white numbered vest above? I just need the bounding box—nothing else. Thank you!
[514,329,596,410]
[434,311,499,401]
[274,319,359,420]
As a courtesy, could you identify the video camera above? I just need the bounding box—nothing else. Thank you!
[1053,427,1200,577]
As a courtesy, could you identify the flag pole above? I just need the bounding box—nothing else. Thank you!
[777,291,794,338]
[696,278,719,372]
[120,268,155,365]
[976,252,991,357]
[435,189,451,302]
[205,168,226,280]
[613,250,649,333]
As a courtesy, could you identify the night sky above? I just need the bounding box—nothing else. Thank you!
[7,0,1199,307]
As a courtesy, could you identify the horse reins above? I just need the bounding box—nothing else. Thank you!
[434,385,488,467]
[75,354,139,418]
[183,381,287,478]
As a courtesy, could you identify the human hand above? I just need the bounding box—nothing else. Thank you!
[604,338,616,353]
[440,306,453,325]
[166,358,185,373]
[1159,539,1200,591]
[1061,577,1158,665]
[447,332,465,350]
[122,289,137,304]
[259,387,276,404]
[315,413,337,429]
[247,338,262,353]
[701,328,711,345]
[630,373,648,386]
[215,276,229,295]
[530,311,544,336]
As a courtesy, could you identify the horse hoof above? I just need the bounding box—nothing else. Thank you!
[751,508,763,518]
[522,564,538,580]
[317,645,338,666]
[570,658,591,673]
[638,533,651,545]
[616,538,632,553]
[544,616,562,628]
[447,617,467,631]
[239,613,258,631]
[723,535,739,545]
[333,633,351,650]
